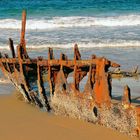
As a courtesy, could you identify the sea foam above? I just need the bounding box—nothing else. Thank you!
[0,40,140,50]
[0,14,140,30]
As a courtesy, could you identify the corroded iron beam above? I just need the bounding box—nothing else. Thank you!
[0,58,120,68]
[9,38,16,58]
[20,10,26,46]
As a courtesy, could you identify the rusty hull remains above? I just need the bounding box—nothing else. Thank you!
[0,11,140,137]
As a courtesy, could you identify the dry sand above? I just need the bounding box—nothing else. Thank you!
[0,94,138,140]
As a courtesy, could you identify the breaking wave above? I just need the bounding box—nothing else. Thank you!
[26,41,140,49]
[0,14,140,30]
[0,40,140,50]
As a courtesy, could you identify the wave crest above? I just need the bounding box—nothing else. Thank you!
[0,14,140,30]
[0,40,140,50]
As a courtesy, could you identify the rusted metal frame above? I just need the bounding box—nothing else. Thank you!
[0,54,5,73]
[54,53,69,96]
[73,44,81,90]
[0,58,37,64]
[74,55,79,90]
[75,67,89,90]
[88,64,95,89]
[39,58,120,68]
[17,45,33,102]
[8,38,19,82]
[9,38,16,58]
[73,44,88,91]
[0,53,19,93]
[48,48,55,98]
[60,53,68,69]
[20,10,26,46]
[74,44,81,60]
[0,58,97,66]
[0,53,11,77]
[13,63,20,84]
[0,58,120,69]
[0,54,16,88]
[3,54,13,73]
[57,53,69,94]
[108,73,112,98]
[17,49,43,107]
[60,53,71,78]
[90,65,96,89]
[48,50,62,96]
[29,91,43,108]
[0,58,18,63]
[105,63,113,98]
[0,43,119,107]
[84,62,96,97]
[93,58,111,106]
[121,85,131,106]
[20,10,28,58]
[18,83,32,102]
[37,58,51,111]
[1,57,10,73]
[9,41,20,82]
[0,53,2,59]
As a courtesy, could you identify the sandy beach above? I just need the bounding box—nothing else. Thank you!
[0,92,138,140]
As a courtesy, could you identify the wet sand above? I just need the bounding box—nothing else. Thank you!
[0,93,138,140]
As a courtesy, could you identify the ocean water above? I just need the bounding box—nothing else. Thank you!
[0,0,140,97]
[0,0,140,49]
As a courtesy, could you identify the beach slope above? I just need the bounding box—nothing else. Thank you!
[0,94,138,140]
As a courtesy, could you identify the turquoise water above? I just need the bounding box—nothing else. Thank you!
[0,0,140,18]
[0,0,140,48]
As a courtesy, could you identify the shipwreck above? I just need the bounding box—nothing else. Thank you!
[0,11,140,137]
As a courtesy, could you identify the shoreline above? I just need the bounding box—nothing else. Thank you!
[0,93,138,140]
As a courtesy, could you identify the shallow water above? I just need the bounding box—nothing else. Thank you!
[113,77,140,96]
[0,84,14,95]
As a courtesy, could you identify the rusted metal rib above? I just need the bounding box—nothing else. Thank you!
[9,38,16,58]
[20,10,26,46]
[37,57,51,111]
